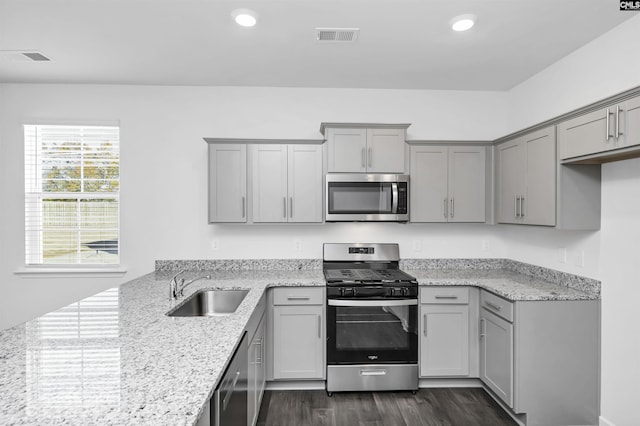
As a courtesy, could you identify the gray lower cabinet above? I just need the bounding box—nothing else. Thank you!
[419,287,470,377]
[479,299,514,407]
[479,290,600,426]
[270,287,325,380]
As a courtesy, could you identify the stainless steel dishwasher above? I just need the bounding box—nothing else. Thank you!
[213,331,248,426]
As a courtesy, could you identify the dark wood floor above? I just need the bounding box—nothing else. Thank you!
[256,388,517,426]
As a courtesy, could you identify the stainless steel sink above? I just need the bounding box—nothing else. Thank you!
[167,289,249,317]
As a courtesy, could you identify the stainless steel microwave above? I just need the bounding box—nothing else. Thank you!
[325,174,409,222]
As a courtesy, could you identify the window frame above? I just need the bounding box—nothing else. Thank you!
[21,122,124,273]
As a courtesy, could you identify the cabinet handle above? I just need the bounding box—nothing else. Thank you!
[450,197,454,218]
[360,369,387,376]
[514,196,518,218]
[361,147,366,168]
[606,108,614,141]
[485,301,502,311]
[423,314,427,337]
[435,295,459,300]
[479,318,486,338]
[289,197,293,218]
[256,337,262,365]
[616,105,624,138]
[520,196,525,218]
[283,197,287,218]
[367,147,372,168]
[287,296,310,301]
[242,196,245,218]
[317,315,321,339]
[444,198,448,218]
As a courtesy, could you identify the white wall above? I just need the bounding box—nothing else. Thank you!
[505,14,640,426]
[599,158,640,426]
[0,84,508,329]
[507,14,640,132]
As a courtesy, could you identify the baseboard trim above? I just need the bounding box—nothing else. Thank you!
[265,380,326,391]
[418,378,482,388]
[600,416,616,426]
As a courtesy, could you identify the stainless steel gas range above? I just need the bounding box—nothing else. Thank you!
[323,243,419,394]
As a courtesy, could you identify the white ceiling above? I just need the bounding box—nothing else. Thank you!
[0,0,635,90]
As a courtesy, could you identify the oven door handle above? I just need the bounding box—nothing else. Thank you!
[328,299,417,307]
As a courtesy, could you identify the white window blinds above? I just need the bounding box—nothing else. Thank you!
[24,125,120,265]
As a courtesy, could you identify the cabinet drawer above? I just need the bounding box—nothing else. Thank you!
[420,287,469,304]
[272,287,324,305]
[480,291,514,322]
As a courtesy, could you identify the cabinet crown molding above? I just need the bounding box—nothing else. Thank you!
[204,137,324,144]
[319,122,411,136]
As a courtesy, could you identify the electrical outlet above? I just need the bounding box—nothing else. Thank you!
[294,240,302,252]
[574,250,585,267]
[558,248,567,264]
[481,240,490,251]
[412,240,422,252]
[211,239,219,250]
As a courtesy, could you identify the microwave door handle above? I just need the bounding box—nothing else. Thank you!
[391,183,399,214]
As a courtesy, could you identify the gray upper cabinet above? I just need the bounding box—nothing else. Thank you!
[366,128,406,173]
[496,126,556,226]
[411,145,486,223]
[559,94,640,163]
[326,128,367,173]
[208,143,247,223]
[323,124,409,173]
[251,144,323,223]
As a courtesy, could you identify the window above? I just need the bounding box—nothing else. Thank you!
[24,125,119,265]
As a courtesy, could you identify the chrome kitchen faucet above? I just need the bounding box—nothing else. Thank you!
[169,270,211,300]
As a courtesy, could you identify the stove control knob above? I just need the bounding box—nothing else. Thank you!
[401,287,408,296]
[339,288,345,296]
[344,288,355,297]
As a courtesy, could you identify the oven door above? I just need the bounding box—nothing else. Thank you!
[325,174,409,221]
[327,298,418,364]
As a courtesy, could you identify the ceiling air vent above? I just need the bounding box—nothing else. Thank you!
[316,28,360,43]
[0,50,51,61]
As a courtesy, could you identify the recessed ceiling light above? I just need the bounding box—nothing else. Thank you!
[451,14,476,32]
[231,9,257,27]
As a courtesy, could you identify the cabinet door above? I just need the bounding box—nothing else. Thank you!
[366,128,406,173]
[480,309,514,408]
[208,144,246,223]
[327,128,367,172]
[288,145,323,223]
[410,145,448,222]
[524,127,556,226]
[251,144,288,222]
[558,108,614,160]
[272,305,324,379]
[497,139,525,224]
[420,304,469,377]
[448,146,486,223]
[248,314,266,426]
[619,95,640,150]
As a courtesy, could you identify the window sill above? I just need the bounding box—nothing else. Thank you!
[14,266,128,278]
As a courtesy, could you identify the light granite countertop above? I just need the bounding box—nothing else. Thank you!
[0,270,325,426]
[0,262,598,426]
[411,269,599,301]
